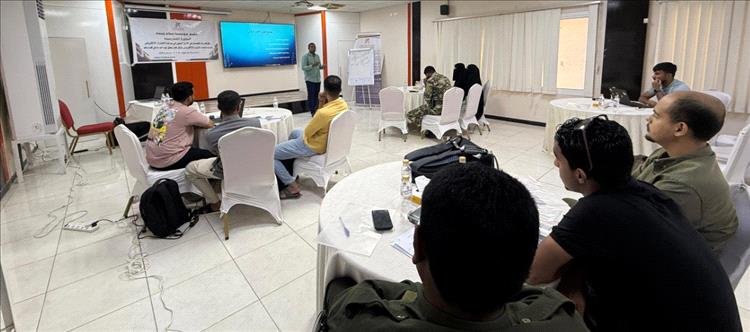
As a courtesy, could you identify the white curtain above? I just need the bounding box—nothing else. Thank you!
[436,9,561,94]
[650,0,750,113]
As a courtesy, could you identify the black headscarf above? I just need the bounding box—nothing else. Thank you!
[452,63,467,93]
[465,64,485,119]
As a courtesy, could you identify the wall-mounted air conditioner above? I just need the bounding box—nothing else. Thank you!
[0,0,60,140]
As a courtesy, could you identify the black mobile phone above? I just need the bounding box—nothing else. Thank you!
[371,210,393,231]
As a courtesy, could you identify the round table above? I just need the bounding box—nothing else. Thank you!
[543,98,657,156]
[198,107,294,148]
[315,161,571,309]
[403,88,424,111]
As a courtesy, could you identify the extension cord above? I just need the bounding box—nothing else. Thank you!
[63,222,99,233]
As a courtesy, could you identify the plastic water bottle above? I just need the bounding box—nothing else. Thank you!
[599,94,606,109]
[401,175,412,199]
[273,97,279,109]
[401,159,412,183]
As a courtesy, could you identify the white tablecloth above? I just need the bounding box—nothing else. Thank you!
[315,161,571,309]
[543,98,657,156]
[125,100,159,123]
[197,107,294,147]
[403,88,424,111]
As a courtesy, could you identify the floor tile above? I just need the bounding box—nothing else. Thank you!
[734,267,750,310]
[235,233,316,297]
[204,210,293,258]
[297,223,319,250]
[145,232,232,293]
[49,232,134,290]
[204,300,279,332]
[262,270,317,332]
[279,190,323,231]
[138,216,214,255]
[8,294,44,332]
[152,261,258,331]
[57,213,135,253]
[70,297,156,332]
[0,195,69,224]
[1,214,62,245]
[0,231,59,269]
[37,265,150,331]
[5,257,53,304]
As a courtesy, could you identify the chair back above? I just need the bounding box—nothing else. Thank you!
[379,87,406,121]
[58,100,75,130]
[219,127,277,194]
[463,84,483,120]
[325,111,357,167]
[440,87,464,125]
[114,125,149,186]
[719,184,750,289]
[702,90,732,109]
[723,122,750,184]
[482,80,492,111]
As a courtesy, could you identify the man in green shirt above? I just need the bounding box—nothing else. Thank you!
[407,66,453,130]
[301,42,325,115]
[319,163,588,331]
[633,91,738,254]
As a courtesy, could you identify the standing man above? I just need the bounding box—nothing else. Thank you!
[638,62,691,107]
[302,42,325,115]
[407,66,452,130]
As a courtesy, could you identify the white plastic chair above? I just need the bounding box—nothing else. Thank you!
[719,122,750,185]
[218,127,283,240]
[719,184,750,289]
[378,87,407,141]
[716,118,750,148]
[478,80,492,132]
[460,84,483,135]
[421,87,463,139]
[113,125,197,217]
[293,111,357,192]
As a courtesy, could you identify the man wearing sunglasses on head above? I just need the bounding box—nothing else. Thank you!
[185,90,260,212]
[528,115,740,332]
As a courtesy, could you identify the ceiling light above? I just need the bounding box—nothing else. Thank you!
[308,5,327,11]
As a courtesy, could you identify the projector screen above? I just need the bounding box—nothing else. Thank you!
[219,22,296,68]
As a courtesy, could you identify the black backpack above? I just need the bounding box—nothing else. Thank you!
[404,136,497,179]
[139,179,197,238]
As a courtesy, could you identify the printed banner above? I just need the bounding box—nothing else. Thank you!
[130,17,219,63]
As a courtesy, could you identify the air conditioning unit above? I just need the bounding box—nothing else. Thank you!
[0,0,60,140]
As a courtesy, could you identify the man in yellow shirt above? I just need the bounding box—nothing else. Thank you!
[274,75,348,198]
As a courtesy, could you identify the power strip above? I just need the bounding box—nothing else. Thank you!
[63,222,99,233]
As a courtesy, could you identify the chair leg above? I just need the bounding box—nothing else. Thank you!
[123,195,135,219]
[223,214,230,240]
[378,130,382,141]
[104,133,112,154]
[69,136,79,155]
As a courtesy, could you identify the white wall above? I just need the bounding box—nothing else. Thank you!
[204,11,298,97]
[295,13,323,96]
[325,12,360,100]
[360,4,408,89]
[45,1,120,124]
[112,1,135,105]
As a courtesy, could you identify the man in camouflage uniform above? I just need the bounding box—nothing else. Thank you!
[407,66,453,130]
[318,164,589,331]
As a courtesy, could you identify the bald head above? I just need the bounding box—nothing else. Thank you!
[661,91,726,141]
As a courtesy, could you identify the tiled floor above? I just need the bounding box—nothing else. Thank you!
[1,106,748,331]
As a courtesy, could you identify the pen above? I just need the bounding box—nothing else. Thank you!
[339,217,350,238]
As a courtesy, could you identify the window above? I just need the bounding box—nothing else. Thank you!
[557,17,589,90]
[556,6,598,96]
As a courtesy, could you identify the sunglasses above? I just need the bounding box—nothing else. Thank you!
[558,114,609,172]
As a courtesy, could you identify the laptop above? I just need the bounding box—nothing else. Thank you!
[610,88,649,108]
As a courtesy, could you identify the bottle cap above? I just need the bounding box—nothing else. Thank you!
[402,175,410,180]
[403,159,410,164]
[459,156,467,163]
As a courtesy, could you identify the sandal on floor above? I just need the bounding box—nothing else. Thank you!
[280,188,302,200]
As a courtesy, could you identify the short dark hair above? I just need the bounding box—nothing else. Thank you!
[169,82,194,102]
[424,66,436,75]
[555,116,634,189]
[667,96,725,141]
[419,163,539,314]
[308,42,316,47]
[653,62,677,75]
[323,75,342,96]
[217,90,241,114]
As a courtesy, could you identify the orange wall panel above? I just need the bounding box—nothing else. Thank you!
[170,8,209,100]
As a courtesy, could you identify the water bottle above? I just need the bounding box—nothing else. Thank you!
[599,94,606,109]
[199,102,206,113]
[401,175,412,199]
[401,159,412,183]
[273,97,279,109]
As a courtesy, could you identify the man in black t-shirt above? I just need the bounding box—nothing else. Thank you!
[527,115,741,331]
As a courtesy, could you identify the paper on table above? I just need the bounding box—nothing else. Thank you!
[392,227,415,258]
[316,205,382,257]
[414,176,430,193]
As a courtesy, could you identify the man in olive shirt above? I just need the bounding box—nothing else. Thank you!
[301,42,325,115]
[633,91,737,253]
[320,163,588,331]
[273,75,348,198]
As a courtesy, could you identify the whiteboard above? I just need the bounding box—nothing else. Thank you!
[347,48,374,86]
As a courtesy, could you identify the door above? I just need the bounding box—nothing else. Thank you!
[337,39,355,101]
[48,37,96,126]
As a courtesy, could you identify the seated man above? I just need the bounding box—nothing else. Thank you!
[638,62,690,107]
[274,75,348,198]
[633,91,737,253]
[407,66,452,130]
[321,163,588,331]
[528,116,740,331]
[146,81,214,170]
[185,90,260,212]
